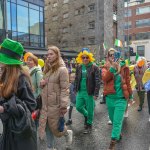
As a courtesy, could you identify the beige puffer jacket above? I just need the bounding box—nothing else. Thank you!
[39,61,69,139]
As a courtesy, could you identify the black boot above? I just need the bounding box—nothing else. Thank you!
[66,119,72,126]
[137,106,142,111]
[108,139,116,150]
[117,133,122,143]
[83,123,92,134]
[84,116,88,127]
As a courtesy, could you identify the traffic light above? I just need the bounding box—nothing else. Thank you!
[129,47,136,56]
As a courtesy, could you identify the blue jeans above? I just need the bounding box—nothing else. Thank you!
[46,123,55,148]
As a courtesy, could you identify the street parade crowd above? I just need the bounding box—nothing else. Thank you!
[0,38,150,150]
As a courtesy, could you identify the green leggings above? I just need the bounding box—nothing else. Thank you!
[106,97,127,140]
[76,91,95,125]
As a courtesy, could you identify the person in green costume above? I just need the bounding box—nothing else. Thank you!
[102,48,133,150]
[75,48,100,134]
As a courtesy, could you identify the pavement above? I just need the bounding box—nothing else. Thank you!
[1,90,150,150]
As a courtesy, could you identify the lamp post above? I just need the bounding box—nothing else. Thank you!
[126,0,143,60]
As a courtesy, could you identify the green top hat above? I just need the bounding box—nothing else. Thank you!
[0,38,24,65]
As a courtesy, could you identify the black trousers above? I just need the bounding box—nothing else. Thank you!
[147,91,150,114]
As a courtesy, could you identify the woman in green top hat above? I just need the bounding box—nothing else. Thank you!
[0,38,37,150]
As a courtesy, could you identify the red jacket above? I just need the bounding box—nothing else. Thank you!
[102,64,132,99]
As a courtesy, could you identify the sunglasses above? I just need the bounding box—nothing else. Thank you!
[109,54,114,57]
[82,56,89,60]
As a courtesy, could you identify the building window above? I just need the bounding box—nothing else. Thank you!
[135,32,150,40]
[89,21,95,29]
[136,19,150,28]
[75,7,84,15]
[52,15,58,21]
[63,13,69,19]
[124,35,132,42]
[124,21,132,29]
[63,0,69,4]
[137,45,145,56]
[88,4,95,12]
[75,9,80,15]
[62,27,68,33]
[53,2,58,8]
[124,9,131,17]
[136,6,150,15]
[88,37,95,45]
[5,1,44,47]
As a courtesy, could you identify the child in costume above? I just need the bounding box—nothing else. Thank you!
[74,48,100,134]
[66,73,76,125]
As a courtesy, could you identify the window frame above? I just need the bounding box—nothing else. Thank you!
[124,21,132,30]
[88,37,95,45]
[6,0,45,48]
[88,3,95,12]
[136,6,150,15]
[52,2,58,8]
[88,21,95,29]
[63,0,69,4]
[63,12,69,19]
[52,15,58,21]
[137,45,145,57]
[124,9,132,17]
[135,18,150,28]
[135,32,150,40]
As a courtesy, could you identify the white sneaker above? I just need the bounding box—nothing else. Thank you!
[46,148,57,150]
[65,130,73,146]
[124,111,128,118]
[108,120,112,125]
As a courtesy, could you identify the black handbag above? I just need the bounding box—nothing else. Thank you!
[2,95,35,136]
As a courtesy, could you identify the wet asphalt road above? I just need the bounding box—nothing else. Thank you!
[1,91,150,150]
[39,90,150,150]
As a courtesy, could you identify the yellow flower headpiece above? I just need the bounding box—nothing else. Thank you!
[76,49,95,64]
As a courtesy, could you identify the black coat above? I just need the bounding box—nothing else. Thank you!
[0,74,37,150]
[74,64,100,97]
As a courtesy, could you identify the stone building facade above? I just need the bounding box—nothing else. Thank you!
[45,0,124,60]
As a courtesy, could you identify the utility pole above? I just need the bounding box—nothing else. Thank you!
[4,0,8,38]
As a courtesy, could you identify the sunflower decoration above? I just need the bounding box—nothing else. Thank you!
[76,48,95,64]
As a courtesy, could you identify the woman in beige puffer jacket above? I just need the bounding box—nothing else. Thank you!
[39,46,73,150]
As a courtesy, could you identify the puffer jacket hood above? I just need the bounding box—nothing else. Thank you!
[59,58,66,67]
